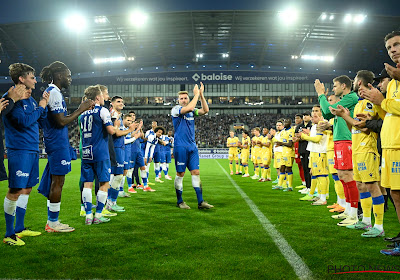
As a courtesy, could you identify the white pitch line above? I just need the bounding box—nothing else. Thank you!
[215,160,313,280]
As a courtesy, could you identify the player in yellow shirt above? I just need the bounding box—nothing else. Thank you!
[273,119,295,191]
[259,128,272,182]
[298,113,329,204]
[331,70,384,236]
[227,131,240,175]
[322,94,346,213]
[239,130,251,177]
[251,128,263,179]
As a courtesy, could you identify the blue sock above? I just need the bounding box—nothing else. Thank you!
[155,169,160,178]
[111,188,119,203]
[48,209,59,222]
[14,206,26,233]
[176,189,183,204]
[127,176,132,188]
[142,177,148,187]
[194,187,204,204]
[96,201,105,214]
[164,169,168,175]
[84,201,92,215]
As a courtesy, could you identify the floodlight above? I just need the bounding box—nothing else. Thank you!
[64,14,87,32]
[329,15,335,20]
[321,13,327,20]
[354,14,366,23]
[93,56,126,64]
[277,7,299,24]
[344,14,352,23]
[222,53,229,58]
[196,53,204,58]
[130,10,149,28]
[301,55,334,62]
[94,16,107,24]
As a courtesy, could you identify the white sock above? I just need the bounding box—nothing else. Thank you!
[320,194,326,202]
[191,175,200,188]
[82,188,92,214]
[48,202,61,227]
[338,198,346,208]
[174,176,183,191]
[374,224,383,231]
[4,197,17,216]
[362,216,371,225]
[16,194,29,210]
[349,207,358,218]
[344,202,351,215]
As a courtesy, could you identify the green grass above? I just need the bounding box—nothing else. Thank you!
[0,159,399,279]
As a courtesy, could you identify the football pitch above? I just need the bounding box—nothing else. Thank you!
[0,158,399,279]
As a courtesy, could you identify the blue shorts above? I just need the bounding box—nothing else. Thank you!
[111,147,125,175]
[159,151,166,163]
[131,152,145,169]
[124,148,131,170]
[153,149,161,163]
[47,148,72,176]
[165,151,171,164]
[81,160,111,183]
[173,145,200,173]
[8,150,39,189]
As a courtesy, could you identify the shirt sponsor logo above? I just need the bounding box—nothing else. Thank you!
[61,160,71,166]
[16,170,29,177]
[177,162,185,165]
[391,161,400,174]
[117,163,124,168]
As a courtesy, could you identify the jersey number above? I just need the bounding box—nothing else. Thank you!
[81,115,93,132]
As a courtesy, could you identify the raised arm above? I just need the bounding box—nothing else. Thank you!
[197,82,209,116]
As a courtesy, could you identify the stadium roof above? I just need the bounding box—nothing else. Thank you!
[0,2,399,76]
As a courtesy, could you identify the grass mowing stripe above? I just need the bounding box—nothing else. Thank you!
[215,160,314,280]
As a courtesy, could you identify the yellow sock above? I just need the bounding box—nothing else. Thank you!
[262,168,267,179]
[278,172,285,186]
[229,163,233,173]
[266,167,271,179]
[245,166,249,174]
[255,167,259,176]
[360,192,372,218]
[287,172,293,188]
[309,177,317,195]
[334,179,345,199]
[235,163,238,172]
[240,164,243,173]
[373,195,385,226]
[317,176,329,195]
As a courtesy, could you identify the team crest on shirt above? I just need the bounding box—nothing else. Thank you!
[23,105,28,110]
[366,103,373,110]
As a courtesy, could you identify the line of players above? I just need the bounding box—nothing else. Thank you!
[78,88,176,227]
[226,30,400,256]
[2,61,213,246]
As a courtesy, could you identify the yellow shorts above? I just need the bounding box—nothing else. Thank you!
[241,150,250,164]
[254,150,263,165]
[263,151,272,166]
[281,154,294,167]
[274,152,282,168]
[228,151,238,161]
[381,149,400,189]
[352,152,380,183]
[327,150,337,174]
[310,153,329,176]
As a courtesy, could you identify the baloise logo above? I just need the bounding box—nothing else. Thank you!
[192,72,233,82]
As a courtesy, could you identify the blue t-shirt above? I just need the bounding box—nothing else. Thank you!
[80,104,113,163]
[41,84,69,153]
[171,105,197,147]
[112,117,125,149]
[131,135,142,153]
[2,94,46,152]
